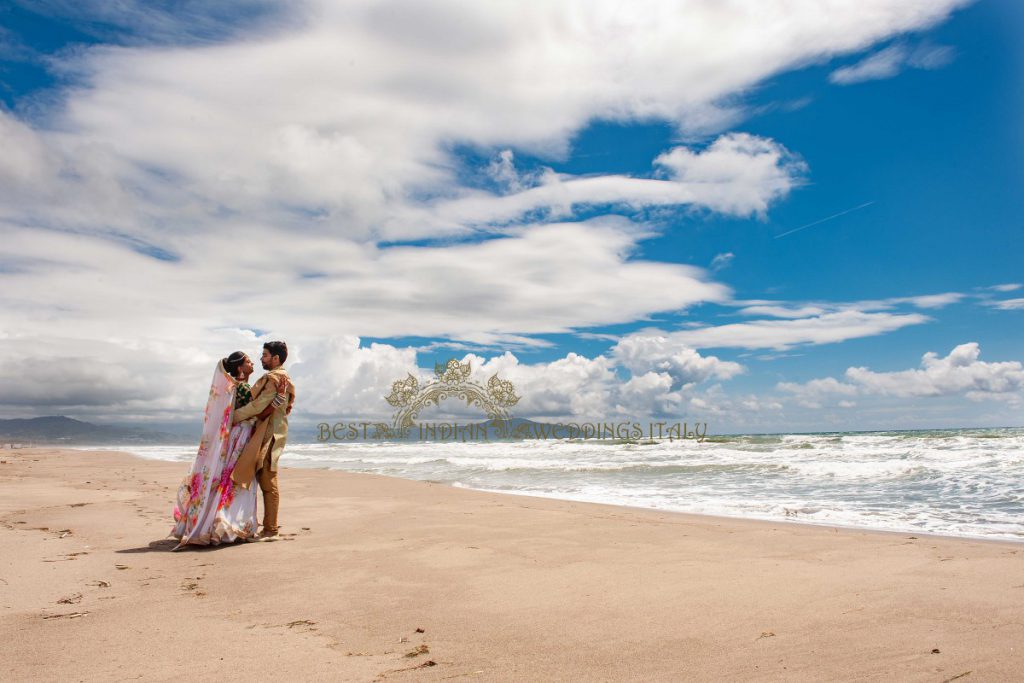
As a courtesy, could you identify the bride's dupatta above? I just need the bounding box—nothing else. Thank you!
[171,359,237,549]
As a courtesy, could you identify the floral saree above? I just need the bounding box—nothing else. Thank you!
[170,360,259,548]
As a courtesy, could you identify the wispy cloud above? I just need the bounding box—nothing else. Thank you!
[710,252,734,272]
[830,43,956,85]
[988,283,1022,293]
[984,298,1024,311]
[629,310,929,352]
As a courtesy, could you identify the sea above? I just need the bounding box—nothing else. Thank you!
[93,427,1024,542]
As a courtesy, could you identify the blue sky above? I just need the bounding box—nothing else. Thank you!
[1,0,1022,432]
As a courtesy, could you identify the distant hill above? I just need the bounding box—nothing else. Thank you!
[0,416,192,445]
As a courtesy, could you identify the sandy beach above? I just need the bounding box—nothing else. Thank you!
[1,448,1022,682]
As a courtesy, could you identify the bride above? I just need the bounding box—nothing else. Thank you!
[170,352,288,549]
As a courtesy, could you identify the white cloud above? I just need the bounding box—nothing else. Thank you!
[636,310,929,351]
[737,304,829,318]
[0,0,974,423]
[391,133,806,235]
[777,376,860,399]
[611,334,744,389]
[652,134,806,217]
[1,0,971,242]
[984,298,1024,311]
[0,217,728,344]
[891,292,965,309]
[736,291,964,319]
[710,252,734,271]
[779,343,1024,401]
[830,42,955,85]
[485,149,527,193]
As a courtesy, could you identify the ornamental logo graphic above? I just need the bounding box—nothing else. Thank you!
[316,358,707,442]
[384,358,521,439]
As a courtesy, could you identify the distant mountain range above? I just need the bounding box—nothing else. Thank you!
[0,416,194,445]
[0,415,664,446]
[307,417,657,443]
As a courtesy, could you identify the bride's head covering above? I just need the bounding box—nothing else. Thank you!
[198,358,238,460]
[172,358,240,541]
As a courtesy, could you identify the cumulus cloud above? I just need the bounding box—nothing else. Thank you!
[779,343,1024,402]
[611,334,744,389]
[652,134,805,216]
[303,341,741,423]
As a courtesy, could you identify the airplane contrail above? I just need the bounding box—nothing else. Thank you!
[773,200,876,239]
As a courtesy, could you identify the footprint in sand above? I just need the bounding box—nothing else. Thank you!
[180,576,206,597]
[284,619,318,631]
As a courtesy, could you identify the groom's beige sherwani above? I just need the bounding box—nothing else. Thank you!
[232,367,295,472]
[232,366,295,536]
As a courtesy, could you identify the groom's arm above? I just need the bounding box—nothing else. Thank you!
[232,378,280,423]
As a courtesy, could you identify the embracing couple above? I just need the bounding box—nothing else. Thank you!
[170,341,297,549]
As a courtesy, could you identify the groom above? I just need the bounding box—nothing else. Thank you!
[232,340,296,538]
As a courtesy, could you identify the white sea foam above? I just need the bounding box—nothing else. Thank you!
[90,427,1024,541]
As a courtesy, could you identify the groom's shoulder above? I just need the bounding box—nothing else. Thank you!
[267,367,292,384]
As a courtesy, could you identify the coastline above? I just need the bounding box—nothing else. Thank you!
[86,436,1024,548]
[2,448,1022,681]
[459,485,1024,548]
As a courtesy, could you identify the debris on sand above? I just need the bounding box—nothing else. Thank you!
[404,644,430,657]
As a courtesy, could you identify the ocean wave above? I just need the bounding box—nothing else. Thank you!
[89,427,1024,541]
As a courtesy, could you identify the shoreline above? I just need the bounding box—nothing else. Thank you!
[80,444,1024,546]
[3,448,1022,681]
[455,484,1024,548]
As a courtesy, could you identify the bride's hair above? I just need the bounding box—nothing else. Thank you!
[222,351,247,379]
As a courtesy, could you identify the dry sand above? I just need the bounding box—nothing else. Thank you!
[1,448,1021,682]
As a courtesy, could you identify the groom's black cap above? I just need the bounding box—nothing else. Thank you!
[264,340,288,364]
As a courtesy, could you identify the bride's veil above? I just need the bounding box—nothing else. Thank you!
[200,358,239,454]
[171,358,238,541]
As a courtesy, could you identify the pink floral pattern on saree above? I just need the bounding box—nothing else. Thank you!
[170,362,258,548]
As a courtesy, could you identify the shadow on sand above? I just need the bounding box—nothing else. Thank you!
[117,538,254,554]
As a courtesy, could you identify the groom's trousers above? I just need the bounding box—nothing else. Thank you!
[258,449,280,535]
